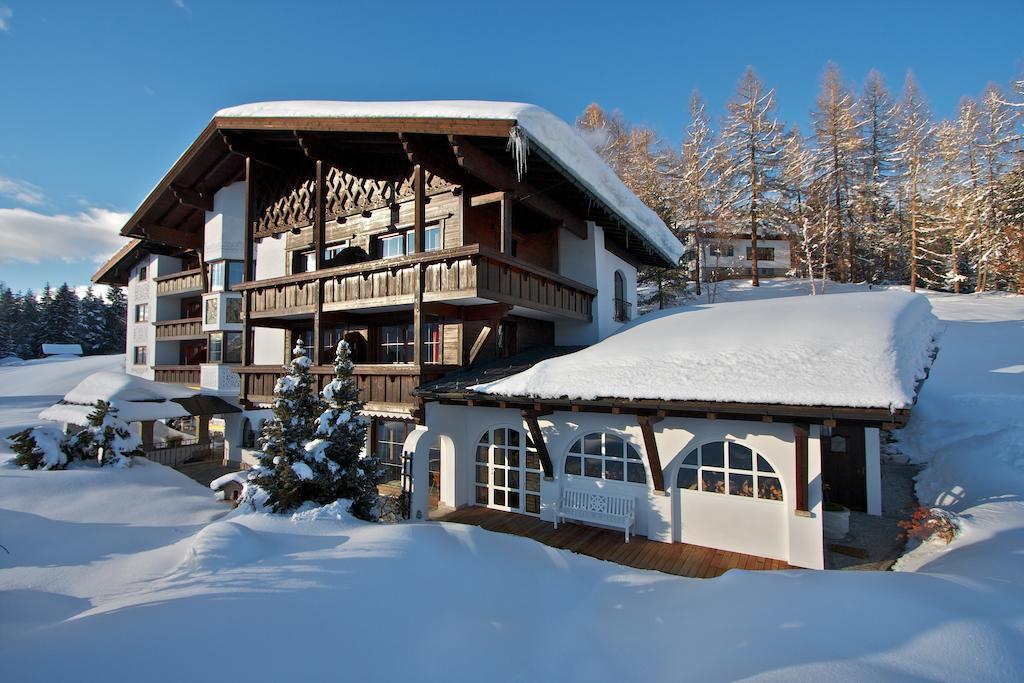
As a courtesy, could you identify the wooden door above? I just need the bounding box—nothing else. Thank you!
[820,425,867,512]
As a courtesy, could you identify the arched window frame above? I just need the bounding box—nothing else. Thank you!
[612,271,630,322]
[474,425,543,515]
[563,431,647,485]
[675,440,784,502]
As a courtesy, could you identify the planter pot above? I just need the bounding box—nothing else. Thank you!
[823,505,850,539]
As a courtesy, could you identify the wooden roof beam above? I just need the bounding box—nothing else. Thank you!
[221,132,297,171]
[137,223,203,250]
[448,135,587,239]
[170,184,214,212]
[637,415,666,493]
[296,132,408,181]
[521,409,554,478]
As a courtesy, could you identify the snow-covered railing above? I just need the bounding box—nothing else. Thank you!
[154,318,204,340]
[237,364,451,409]
[142,438,220,467]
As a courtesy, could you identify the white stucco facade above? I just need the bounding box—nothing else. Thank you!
[125,253,188,381]
[407,402,827,569]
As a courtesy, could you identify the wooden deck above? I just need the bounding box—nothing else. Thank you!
[435,506,793,578]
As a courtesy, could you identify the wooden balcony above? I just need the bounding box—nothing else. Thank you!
[236,364,450,410]
[234,245,596,321]
[154,268,204,296]
[154,317,204,340]
[154,365,201,385]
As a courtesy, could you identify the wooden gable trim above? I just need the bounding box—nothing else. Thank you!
[793,422,810,514]
[636,415,665,492]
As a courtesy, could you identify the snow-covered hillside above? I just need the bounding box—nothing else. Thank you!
[2,286,1024,682]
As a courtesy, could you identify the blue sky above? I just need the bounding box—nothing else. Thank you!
[1,0,1021,292]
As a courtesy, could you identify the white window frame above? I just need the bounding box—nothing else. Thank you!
[563,432,647,485]
[474,426,543,516]
[676,440,784,502]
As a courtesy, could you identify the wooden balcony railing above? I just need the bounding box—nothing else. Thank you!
[236,364,450,409]
[154,317,204,340]
[154,364,201,385]
[154,268,204,296]
[233,245,595,321]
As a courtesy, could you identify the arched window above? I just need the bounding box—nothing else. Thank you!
[676,441,783,501]
[475,427,543,515]
[564,432,646,484]
[241,418,255,449]
[613,271,630,322]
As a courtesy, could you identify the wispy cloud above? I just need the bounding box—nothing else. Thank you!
[0,7,11,33]
[0,175,44,205]
[171,0,191,16]
[0,206,131,265]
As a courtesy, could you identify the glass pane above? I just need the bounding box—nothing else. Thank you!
[569,439,581,454]
[682,449,698,466]
[476,465,488,484]
[205,298,218,324]
[604,434,623,457]
[478,432,489,445]
[493,448,506,467]
[525,450,539,471]
[584,433,602,455]
[677,466,698,490]
[604,459,624,481]
[494,429,505,447]
[476,445,488,463]
[227,261,244,287]
[526,471,540,492]
[492,469,505,487]
[508,491,520,510]
[729,443,753,471]
[424,225,441,251]
[702,442,725,468]
[476,486,488,505]
[493,489,505,507]
[525,494,540,514]
[584,457,602,478]
[508,450,521,468]
[757,455,775,473]
[625,444,642,461]
[508,430,520,448]
[627,462,646,484]
[565,456,581,476]
[225,298,243,323]
[701,470,725,494]
[729,473,754,497]
[507,471,520,490]
[758,476,784,501]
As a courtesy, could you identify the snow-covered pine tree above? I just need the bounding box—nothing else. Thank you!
[8,425,68,470]
[244,339,324,512]
[78,286,107,354]
[894,72,935,292]
[103,286,127,354]
[305,340,386,520]
[0,285,17,358]
[811,62,862,282]
[48,283,81,345]
[721,67,785,287]
[18,289,42,359]
[64,400,142,467]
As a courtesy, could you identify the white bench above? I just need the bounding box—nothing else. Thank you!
[555,488,636,542]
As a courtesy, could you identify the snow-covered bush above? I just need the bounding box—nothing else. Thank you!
[243,340,386,519]
[64,400,142,468]
[899,505,959,545]
[7,425,68,470]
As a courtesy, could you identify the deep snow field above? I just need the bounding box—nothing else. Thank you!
[2,281,1023,682]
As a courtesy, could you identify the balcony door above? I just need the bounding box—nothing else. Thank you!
[474,427,542,516]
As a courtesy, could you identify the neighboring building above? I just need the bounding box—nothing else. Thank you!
[94,101,935,571]
[683,224,794,281]
[41,343,83,357]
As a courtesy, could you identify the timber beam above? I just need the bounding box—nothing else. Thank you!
[637,415,666,492]
[220,132,292,171]
[137,223,203,250]
[448,135,587,239]
[170,184,214,212]
[794,423,810,514]
[521,410,554,478]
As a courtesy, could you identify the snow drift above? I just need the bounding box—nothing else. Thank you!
[474,290,940,409]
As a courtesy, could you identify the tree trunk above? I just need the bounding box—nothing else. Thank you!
[694,233,702,296]
[909,173,919,293]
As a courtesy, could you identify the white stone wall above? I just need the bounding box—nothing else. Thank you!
[251,234,287,366]
[411,402,825,569]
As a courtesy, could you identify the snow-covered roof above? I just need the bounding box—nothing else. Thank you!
[39,371,195,426]
[41,344,83,356]
[472,291,940,410]
[215,100,683,266]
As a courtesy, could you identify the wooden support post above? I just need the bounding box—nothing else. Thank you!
[413,263,423,368]
[637,415,665,492]
[240,157,255,373]
[794,422,810,514]
[522,410,554,478]
[312,160,325,367]
[413,163,425,253]
[499,192,512,256]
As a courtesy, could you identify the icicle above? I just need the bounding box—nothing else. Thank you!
[506,125,530,181]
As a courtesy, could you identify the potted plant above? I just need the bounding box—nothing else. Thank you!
[823,498,850,539]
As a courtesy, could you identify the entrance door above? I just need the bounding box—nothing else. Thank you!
[821,425,867,511]
[474,427,543,516]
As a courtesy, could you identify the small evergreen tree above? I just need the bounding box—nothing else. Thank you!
[245,339,324,512]
[78,286,107,354]
[8,426,68,470]
[308,340,385,520]
[65,400,142,467]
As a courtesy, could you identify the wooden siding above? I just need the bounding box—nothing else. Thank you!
[436,507,793,578]
[154,317,203,340]
[248,280,317,318]
[154,269,203,296]
[154,365,201,385]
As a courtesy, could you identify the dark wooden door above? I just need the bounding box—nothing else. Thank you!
[821,425,867,512]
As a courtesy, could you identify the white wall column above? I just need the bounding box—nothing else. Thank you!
[865,427,882,516]
[404,426,434,522]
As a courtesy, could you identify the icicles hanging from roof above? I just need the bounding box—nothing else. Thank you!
[507,125,530,180]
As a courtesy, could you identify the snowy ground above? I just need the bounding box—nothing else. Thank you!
[2,284,1024,681]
